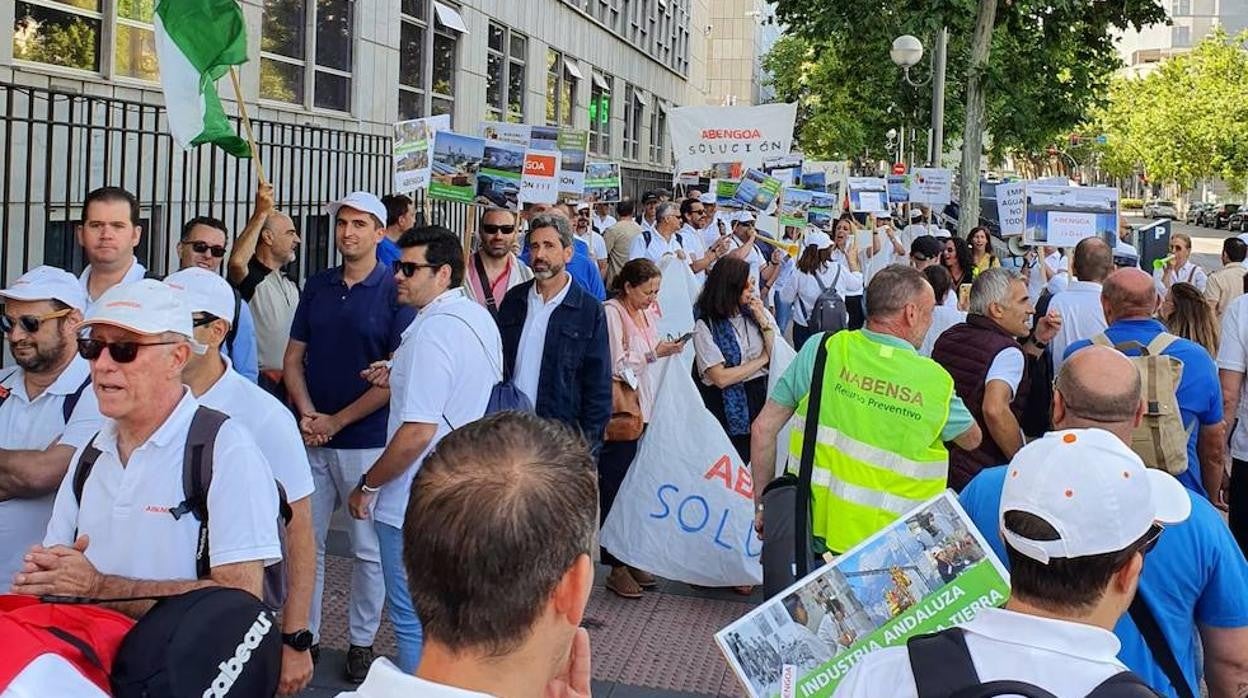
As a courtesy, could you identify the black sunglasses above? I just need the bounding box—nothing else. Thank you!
[192,313,221,328]
[481,224,516,236]
[184,240,227,258]
[393,260,441,278]
[1,308,72,335]
[77,337,181,363]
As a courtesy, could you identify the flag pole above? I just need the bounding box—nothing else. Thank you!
[228,66,268,188]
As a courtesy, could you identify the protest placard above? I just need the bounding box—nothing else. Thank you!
[474,140,525,210]
[479,120,532,147]
[393,114,450,192]
[429,130,485,204]
[886,174,911,204]
[669,103,799,173]
[716,493,1010,698]
[909,168,954,206]
[519,150,560,205]
[808,190,840,229]
[1023,184,1119,247]
[847,177,889,214]
[717,178,742,207]
[995,181,1026,237]
[531,126,589,202]
[780,188,813,228]
[734,168,783,211]
[585,162,622,203]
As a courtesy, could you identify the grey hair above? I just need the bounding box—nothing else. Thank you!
[528,213,574,249]
[655,201,679,222]
[968,267,1020,315]
[865,265,931,319]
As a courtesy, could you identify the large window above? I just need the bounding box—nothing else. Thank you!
[1171,25,1191,48]
[589,71,612,156]
[487,22,527,123]
[398,0,464,121]
[623,84,644,161]
[260,0,355,112]
[649,98,666,164]
[1171,0,1191,16]
[546,49,580,127]
[13,0,159,79]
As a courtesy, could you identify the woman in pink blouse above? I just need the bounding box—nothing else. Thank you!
[600,258,687,598]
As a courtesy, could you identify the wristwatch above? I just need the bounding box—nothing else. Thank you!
[282,629,314,652]
[1029,337,1048,350]
[358,474,381,494]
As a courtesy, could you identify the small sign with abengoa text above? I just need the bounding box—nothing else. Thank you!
[520,150,561,205]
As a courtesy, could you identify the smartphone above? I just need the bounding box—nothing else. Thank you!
[958,283,972,308]
[675,331,695,344]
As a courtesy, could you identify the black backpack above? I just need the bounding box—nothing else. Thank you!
[71,406,292,608]
[907,627,1162,698]
[798,265,849,334]
[641,229,685,249]
[0,369,91,423]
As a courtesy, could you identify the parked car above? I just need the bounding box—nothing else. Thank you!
[1227,210,1248,233]
[1207,203,1242,229]
[1186,202,1210,225]
[1143,200,1179,219]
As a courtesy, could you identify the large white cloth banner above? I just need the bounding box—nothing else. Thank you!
[668,103,798,173]
[655,257,700,370]
[767,334,799,478]
[600,359,764,586]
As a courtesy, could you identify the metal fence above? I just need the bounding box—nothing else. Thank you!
[0,81,670,291]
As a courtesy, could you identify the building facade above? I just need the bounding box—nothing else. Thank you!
[1116,0,1248,77]
[1,0,712,287]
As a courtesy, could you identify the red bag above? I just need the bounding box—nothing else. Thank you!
[0,594,135,693]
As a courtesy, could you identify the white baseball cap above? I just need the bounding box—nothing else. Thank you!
[327,191,388,228]
[163,268,235,328]
[0,265,87,312]
[805,230,834,251]
[1000,428,1190,564]
[699,192,717,205]
[931,226,952,239]
[576,201,591,212]
[876,210,892,219]
[910,209,924,221]
[733,210,757,225]
[79,279,201,350]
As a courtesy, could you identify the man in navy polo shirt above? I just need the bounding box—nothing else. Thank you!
[1065,267,1225,501]
[283,192,416,683]
[960,346,1248,698]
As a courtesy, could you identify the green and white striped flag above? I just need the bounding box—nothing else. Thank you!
[154,0,252,157]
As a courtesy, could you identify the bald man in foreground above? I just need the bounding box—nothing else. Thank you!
[1065,268,1226,502]
[959,346,1248,698]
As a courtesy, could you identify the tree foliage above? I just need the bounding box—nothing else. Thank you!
[1086,28,1248,191]
[764,0,1167,165]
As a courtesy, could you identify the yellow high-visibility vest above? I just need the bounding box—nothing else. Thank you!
[787,330,955,553]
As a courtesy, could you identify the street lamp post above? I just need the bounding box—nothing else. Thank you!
[891,31,949,166]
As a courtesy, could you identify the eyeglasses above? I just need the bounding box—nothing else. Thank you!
[192,314,220,328]
[77,337,181,363]
[184,240,227,258]
[393,260,441,278]
[690,209,706,216]
[481,224,516,236]
[1,308,73,335]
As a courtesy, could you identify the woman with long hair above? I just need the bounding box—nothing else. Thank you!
[692,256,777,464]
[1161,281,1220,355]
[832,214,867,329]
[1155,232,1209,295]
[600,259,686,598]
[781,230,862,349]
[942,235,975,307]
[968,226,1000,276]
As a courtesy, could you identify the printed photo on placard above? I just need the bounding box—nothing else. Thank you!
[1023,184,1119,248]
[585,162,623,203]
[847,177,890,214]
[780,188,814,228]
[475,140,526,210]
[429,131,486,204]
[733,168,783,211]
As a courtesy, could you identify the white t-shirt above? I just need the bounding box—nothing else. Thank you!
[920,304,967,357]
[195,357,315,502]
[1154,260,1209,294]
[514,275,572,407]
[0,357,102,591]
[781,261,864,327]
[986,346,1025,396]
[375,290,501,529]
[336,657,492,698]
[834,608,1127,698]
[629,229,693,268]
[44,391,282,579]
[593,214,617,232]
[575,231,608,260]
[79,257,148,309]
[719,235,766,289]
[1218,294,1248,460]
[1047,280,1107,375]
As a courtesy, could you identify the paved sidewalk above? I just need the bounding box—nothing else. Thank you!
[301,530,756,697]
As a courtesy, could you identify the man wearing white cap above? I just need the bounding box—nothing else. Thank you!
[592,201,617,234]
[14,280,281,618]
[77,187,151,309]
[959,346,1248,698]
[836,427,1191,698]
[0,266,102,591]
[165,268,318,694]
[698,191,731,248]
[283,192,413,682]
[719,211,778,292]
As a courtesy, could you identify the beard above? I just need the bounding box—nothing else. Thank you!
[532,261,564,281]
[12,335,68,373]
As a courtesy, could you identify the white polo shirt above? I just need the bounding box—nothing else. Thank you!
[575,231,608,260]
[514,275,572,407]
[374,289,501,530]
[833,607,1127,698]
[79,256,148,310]
[628,228,694,267]
[0,357,102,591]
[1217,294,1248,460]
[44,391,282,580]
[337,658,492,698]
[195,357,315,502]
[1047,280,1107,375]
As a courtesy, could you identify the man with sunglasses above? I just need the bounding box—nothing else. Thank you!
[958,346,1248,698]
[573,203,608,278]
[16,280,281,618]
[0,267,102,592]
[176,216,260,384]
[838,426,1191,698]
[283,192,413,682]
[464,208,533,317]
[166,267,318,695]
[77,186,151,309]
